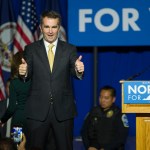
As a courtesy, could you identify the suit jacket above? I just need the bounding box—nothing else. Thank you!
[24,39,81,122]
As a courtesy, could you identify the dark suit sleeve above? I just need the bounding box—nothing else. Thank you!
[69,45,84,80]
[1,81,17,123]
[23,45,33,79]
[69,45,78,77]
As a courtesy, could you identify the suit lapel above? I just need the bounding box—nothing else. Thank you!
[52,40,63,75]
[37,40,52,75]
[37,39,64,76]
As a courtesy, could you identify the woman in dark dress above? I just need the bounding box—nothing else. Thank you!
[0,51,31,130]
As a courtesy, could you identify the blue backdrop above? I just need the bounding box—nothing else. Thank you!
[68,0,150,46]
[2,0,150,137]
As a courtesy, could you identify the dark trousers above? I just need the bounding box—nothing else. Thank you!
[25,104,74,150]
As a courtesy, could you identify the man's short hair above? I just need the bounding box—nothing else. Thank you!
[40,10,61,26]
[100,85,116,97]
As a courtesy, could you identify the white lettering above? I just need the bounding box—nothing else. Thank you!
[79,8,140,32]
[79,9,92,32]
[148,85,150,93]
[128,85,136,94]
[94,8,119,32]
[123,8,140,31]
[138,85,146,94]
[128,95,141,100]
[128,85,150,94]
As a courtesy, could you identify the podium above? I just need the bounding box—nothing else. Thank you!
[120,80,150,150]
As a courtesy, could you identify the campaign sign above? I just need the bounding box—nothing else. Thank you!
[124,81,150,104]
[68,0,150,46]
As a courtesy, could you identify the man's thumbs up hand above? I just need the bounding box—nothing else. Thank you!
[75,55,84,73]
[21,58,27,64]
[19,58,28,76]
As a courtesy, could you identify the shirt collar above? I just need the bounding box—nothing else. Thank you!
[43,38,58,48]
[43,38,58,54]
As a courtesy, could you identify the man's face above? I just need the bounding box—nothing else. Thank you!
[40,17,60,43]
[99,89,115,110]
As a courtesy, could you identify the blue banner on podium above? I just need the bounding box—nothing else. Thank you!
[124,81,150,104]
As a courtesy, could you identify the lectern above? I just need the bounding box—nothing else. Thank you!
[120,80,150,150]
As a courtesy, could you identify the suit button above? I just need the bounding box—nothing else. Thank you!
[50,94,53,103]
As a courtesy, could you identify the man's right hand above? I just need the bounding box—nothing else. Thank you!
[19,58,28,76]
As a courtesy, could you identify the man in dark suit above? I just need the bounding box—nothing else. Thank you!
[19,11,84,150]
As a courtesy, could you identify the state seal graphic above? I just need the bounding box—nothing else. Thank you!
[0,22,16,72]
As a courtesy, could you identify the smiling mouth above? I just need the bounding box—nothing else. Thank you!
[47,35,54,39]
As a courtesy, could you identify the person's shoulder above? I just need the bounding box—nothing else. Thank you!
[90,106,99,111]
[10,78,16,84]
[58,39,76,48]
[10,78,20,87]
[112,104,127,117]
[112,105,129,127]
[90,106,101,115]
[11,77,28,86]
[10,77,20,83]
[109,105,122,117]
[112,104,121,112]
[25,40,42,48]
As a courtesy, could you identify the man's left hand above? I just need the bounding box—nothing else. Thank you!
[75,55,84,73]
